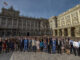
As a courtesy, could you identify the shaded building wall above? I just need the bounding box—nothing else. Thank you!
[0,7,51,37]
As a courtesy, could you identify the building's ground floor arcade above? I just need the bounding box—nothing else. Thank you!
[53,26,80,38]
[0,28,51,37]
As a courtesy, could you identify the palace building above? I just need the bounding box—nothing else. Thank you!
[0,6,52,37]
[49,4,80,38]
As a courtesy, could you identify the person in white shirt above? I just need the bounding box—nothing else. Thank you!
[73,40,79,56]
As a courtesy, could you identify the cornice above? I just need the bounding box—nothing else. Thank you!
[58,4,80,18]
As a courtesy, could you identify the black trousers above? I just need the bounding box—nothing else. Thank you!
[73,47,79,56]
[40,47,43,52]
[57,46,61,54]
[78,47,80,56]
[70,46,73,54]
[32,46,36,52]
[20,46,24,51]
[0,47,2,53]
[48,45,51,53]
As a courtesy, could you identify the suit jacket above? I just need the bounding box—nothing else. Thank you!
[57,40,62,47]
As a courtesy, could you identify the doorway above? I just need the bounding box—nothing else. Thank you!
[27,32,30,36]
[55,30,57,36]
[71,27,75,37]
[64,28,68,36]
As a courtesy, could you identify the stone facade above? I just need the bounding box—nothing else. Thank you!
[49,4,80,38]
[0,6,51,37]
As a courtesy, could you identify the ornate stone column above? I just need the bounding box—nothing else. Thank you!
[6,18,8,27]
[77,10,80,23]
[53,30,55,36]
[75,26,80,37]
[70,14,73,25]
[12,18,13,28]
[62,29,64,37]
[57,29,59,37]
[17,19,18,28]
[0,18,1,25]
[68,28,71,37]
[22,19,23,30]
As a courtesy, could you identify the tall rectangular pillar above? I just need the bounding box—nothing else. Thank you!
[75,27,80,37]
[68,28,71,37]
[62,29,64,37]
[53,30,55,36]
[57,29,59,37]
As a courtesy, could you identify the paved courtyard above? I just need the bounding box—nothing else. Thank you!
[0,52,13,60]
[0,51,80,60]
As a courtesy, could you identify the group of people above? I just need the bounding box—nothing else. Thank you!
[0,36,80,56]
[0,37,18,53]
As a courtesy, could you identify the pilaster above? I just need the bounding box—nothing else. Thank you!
[68,28,71,37]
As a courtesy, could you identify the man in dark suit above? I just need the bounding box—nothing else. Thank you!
[57,38,62,54]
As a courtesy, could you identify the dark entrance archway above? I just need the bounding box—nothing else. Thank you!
[71,27,75,37]
[64,28,68,36]
[27,32,30,36]
[55,30,57,36]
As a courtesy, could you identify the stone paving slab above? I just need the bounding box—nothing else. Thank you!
[10,51,80,60]
[0,52,13,60]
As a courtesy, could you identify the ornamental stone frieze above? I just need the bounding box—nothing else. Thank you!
[65,15,71,26]
[61,17,65,26]
[71,12,79,25]
[57,19,61,27]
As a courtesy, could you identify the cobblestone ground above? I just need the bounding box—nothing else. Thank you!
[9,51,80,60]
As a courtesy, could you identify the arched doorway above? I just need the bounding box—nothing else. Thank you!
[64,28,68,36]
[55,30,57,36]
[71,27,75,37]
[27,32,30,36]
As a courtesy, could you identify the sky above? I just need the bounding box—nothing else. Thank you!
[0,0,80,19]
